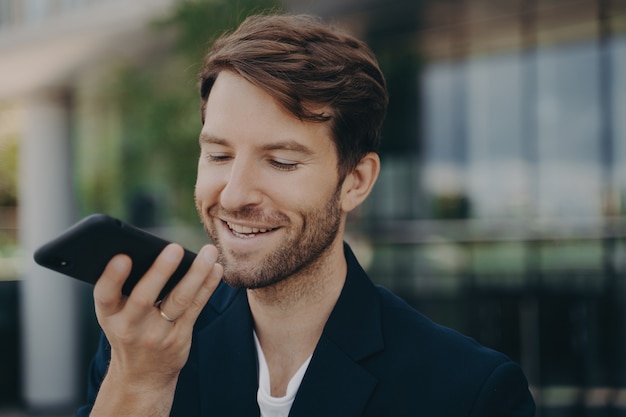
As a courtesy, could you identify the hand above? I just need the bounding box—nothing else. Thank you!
[90,243,222,415]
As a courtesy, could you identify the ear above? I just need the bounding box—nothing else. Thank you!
[341,152,380,212]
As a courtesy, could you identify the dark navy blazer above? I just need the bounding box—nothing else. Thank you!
[78,244,535,417]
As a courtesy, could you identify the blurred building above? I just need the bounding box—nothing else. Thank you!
[1,0,625,416]
[0,0,178,413]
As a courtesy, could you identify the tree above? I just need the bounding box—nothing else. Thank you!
[88,0,279,225]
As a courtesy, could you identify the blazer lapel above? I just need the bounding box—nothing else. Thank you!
[195,286,260,417]
[289,244,384,417]
[288,337,378,417]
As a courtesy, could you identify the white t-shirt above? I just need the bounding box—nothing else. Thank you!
[254,332,312,417]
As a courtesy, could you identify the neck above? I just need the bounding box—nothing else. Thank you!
[248,238,346,335]
[247,239,347,396]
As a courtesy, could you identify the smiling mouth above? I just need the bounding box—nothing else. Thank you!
[226,221,277,239]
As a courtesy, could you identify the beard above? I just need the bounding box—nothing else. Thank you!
[196,184,343,289]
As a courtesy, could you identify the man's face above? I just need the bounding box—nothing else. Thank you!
[195,71,345,289]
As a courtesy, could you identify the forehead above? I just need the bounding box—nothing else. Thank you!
[201,71,335,154]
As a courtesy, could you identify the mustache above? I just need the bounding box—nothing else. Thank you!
[208,205,289,224]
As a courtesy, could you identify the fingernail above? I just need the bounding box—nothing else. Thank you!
[163,244,181,262]
[112,256,128,271]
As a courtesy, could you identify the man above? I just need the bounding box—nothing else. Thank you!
[78,13,535,417]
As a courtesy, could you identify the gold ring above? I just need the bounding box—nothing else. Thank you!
[159,309,176,323]
[154,300,176,322]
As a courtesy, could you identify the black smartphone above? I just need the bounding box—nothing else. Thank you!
[33,213,196,300]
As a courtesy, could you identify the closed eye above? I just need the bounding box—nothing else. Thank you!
[269,159,298,171]
[206,154,232,163]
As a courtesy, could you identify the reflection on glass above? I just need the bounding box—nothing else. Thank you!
[613,35,626,211]
[537,41,602,218]
[467,52,530,218]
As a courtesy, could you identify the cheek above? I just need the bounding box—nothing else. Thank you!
[274,176,336,212]
[195,166,220,205]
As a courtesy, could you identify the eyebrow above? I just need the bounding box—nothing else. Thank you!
[261,141,315,156]
[199,132,315,156]
[199,133,227,146]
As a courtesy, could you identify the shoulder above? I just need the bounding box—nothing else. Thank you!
[342,243,517,374]
[375,285,502,363]
[366,286,535,416]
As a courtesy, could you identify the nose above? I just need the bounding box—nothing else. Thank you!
[219,157,264,211]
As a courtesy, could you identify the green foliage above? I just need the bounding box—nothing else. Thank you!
[0,134,18,206]
[108,0,280,223]
[156,0,281,62]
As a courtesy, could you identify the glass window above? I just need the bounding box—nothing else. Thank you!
[466,52,530,218]
[536,41,603,217]
[613,35,626,209]
[421,61,470,219]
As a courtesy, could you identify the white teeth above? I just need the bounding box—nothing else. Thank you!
[227,222,271,236]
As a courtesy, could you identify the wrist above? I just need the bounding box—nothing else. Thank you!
[105,357,181,393]
[90,366,179,417]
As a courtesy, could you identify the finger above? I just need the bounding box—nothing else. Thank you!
[158,245,221,322]
[94,254,132,316]
[184,261,223,320]
[125,243,185,315]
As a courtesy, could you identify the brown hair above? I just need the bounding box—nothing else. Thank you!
[198,13,388,180]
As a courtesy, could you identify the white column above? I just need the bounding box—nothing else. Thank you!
[18,90,79,411]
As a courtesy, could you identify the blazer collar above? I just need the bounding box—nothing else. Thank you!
[319,242,384,361]
[289,243,383,416]
[195,243,383,417]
